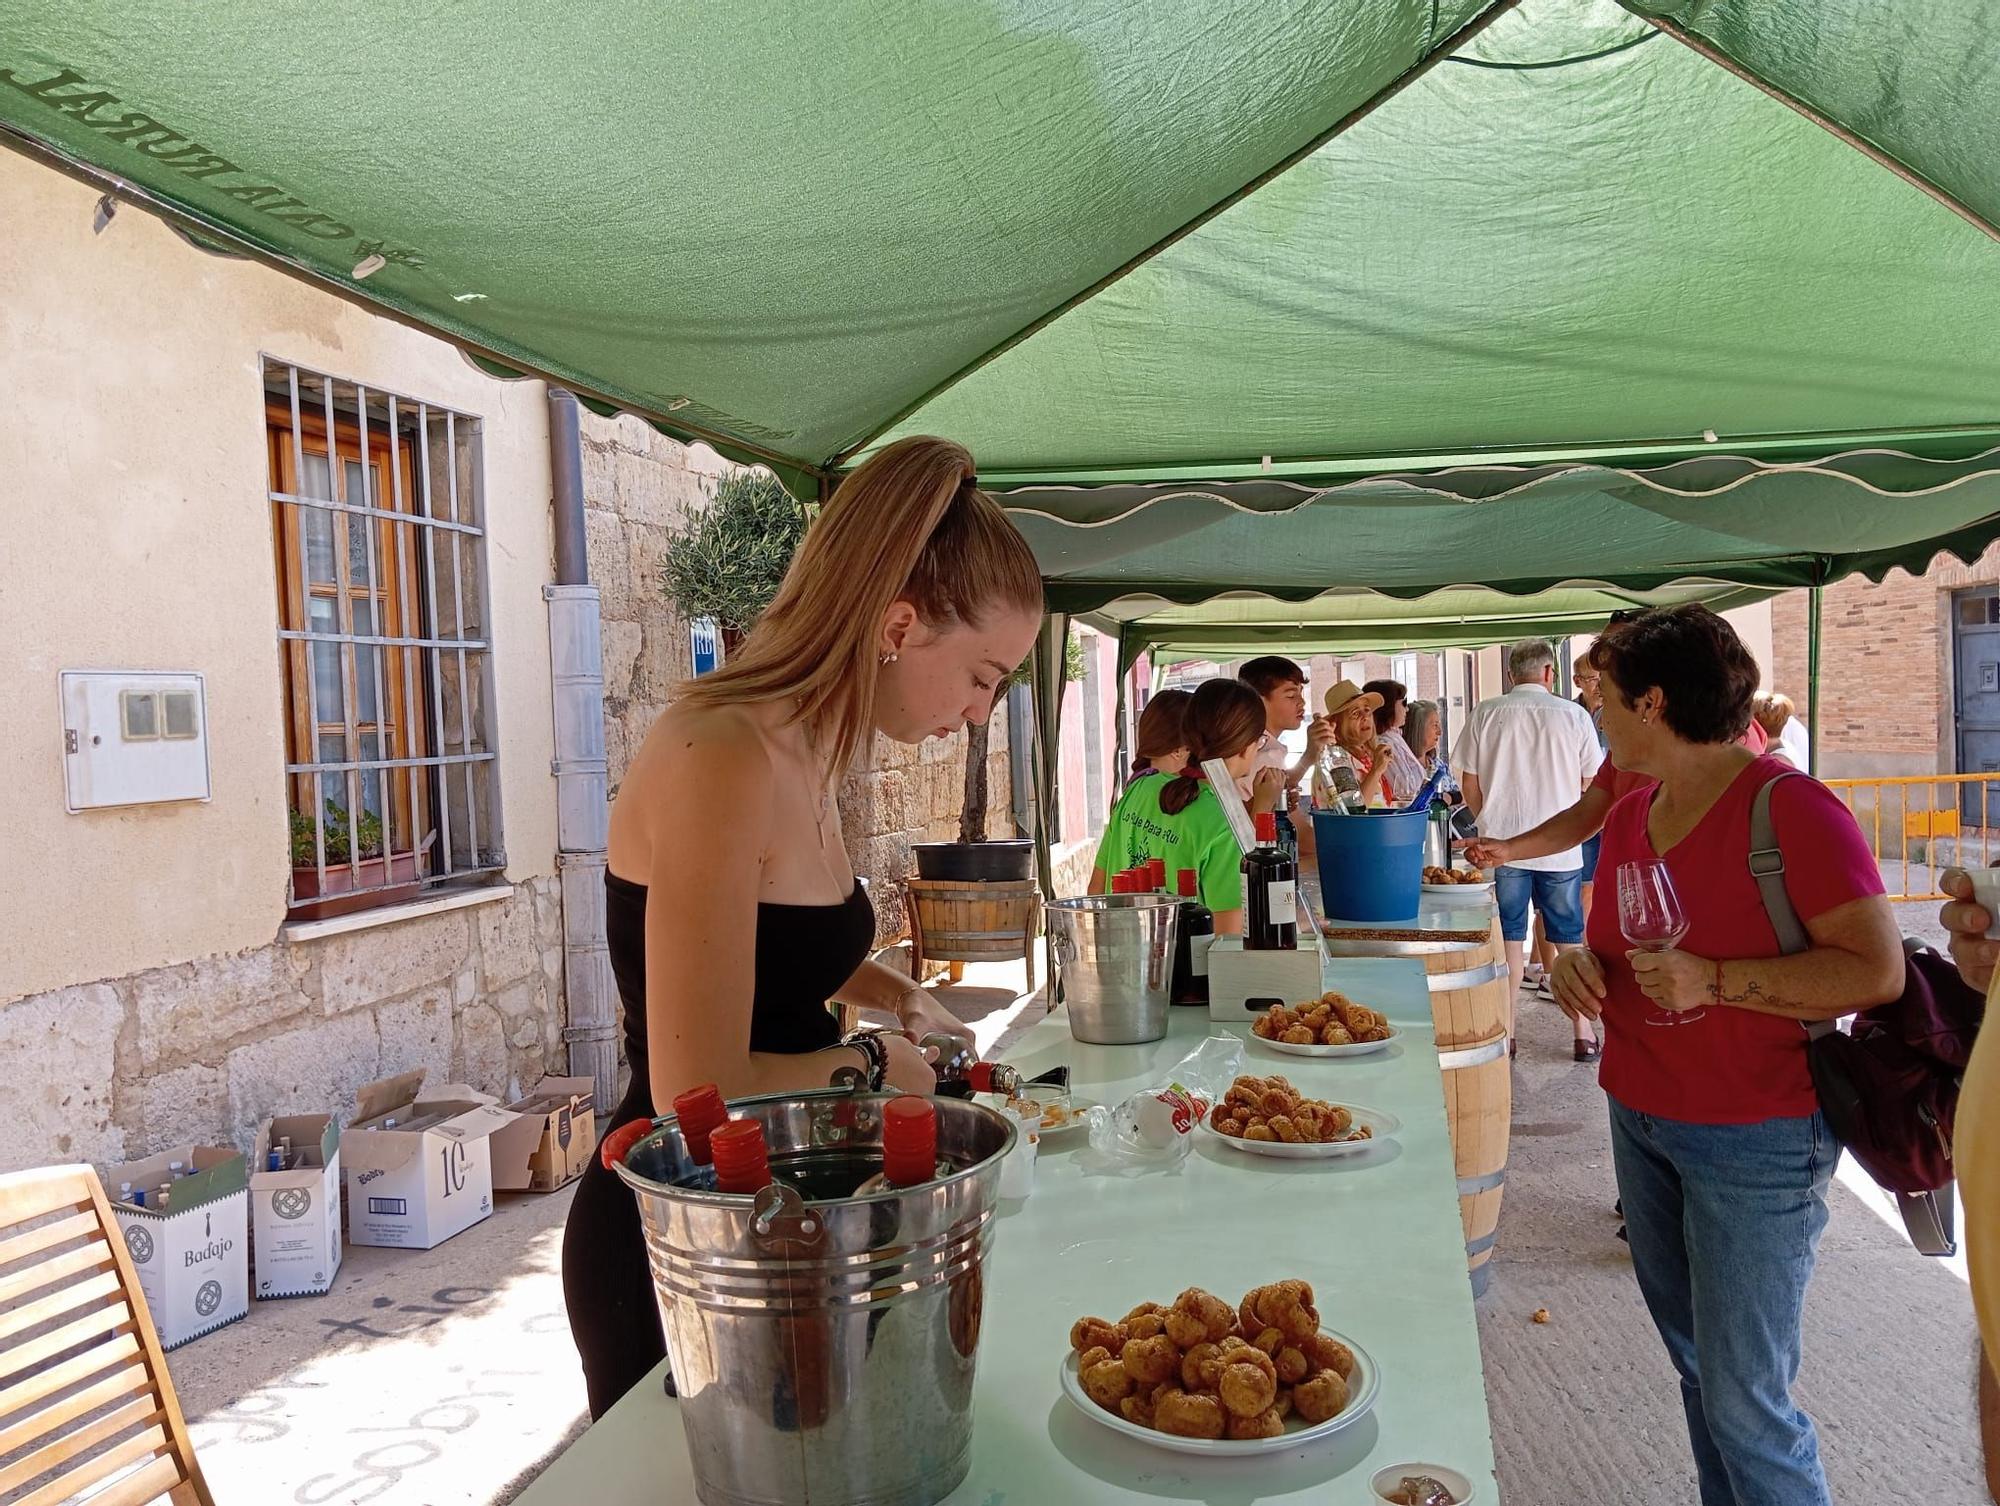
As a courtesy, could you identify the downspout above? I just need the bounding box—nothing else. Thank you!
[545,388,620,1115]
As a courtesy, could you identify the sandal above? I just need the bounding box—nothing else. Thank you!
[1509,1036,1518,1060]
[1573,1037,1601,1062]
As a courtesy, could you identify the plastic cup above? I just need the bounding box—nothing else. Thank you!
[1369,1463,1476,1505]
[1966,867,2000,939]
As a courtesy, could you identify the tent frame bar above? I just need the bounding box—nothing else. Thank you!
[1640,14,2000,249]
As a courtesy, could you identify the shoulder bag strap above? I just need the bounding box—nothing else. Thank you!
[1747,771,1836,1041]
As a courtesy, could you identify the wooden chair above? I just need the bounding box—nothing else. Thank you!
[0,1164,215,1506]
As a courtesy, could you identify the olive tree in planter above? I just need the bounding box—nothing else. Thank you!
[658,468,810,654]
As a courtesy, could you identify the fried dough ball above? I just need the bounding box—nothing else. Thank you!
[1320,1022,1354,1046]
[1120,1391,1156,1427]
[1358,1025,1393,1043]
[1273,1388,1294,1420]
[1153,1387,1225,1439]
[1123,1301,1167,1323]
[1280,1025,1314,1046]
[1071,1316,1126,1354]
[1226,1406,1286,1440]
[1238,1291,1262,1337]
[1293,1366,1349,1424]
[1218,1356,1278,1418]
[1303,1331,1357,1380]
[1275,1345,1311,1384]
[1315,1103,1354,1139]
[1252,1280,1319,1342]
[1214,1115,1247,1138]
[1180,1341,1222,1392]
[1251,1325,1284,1357]
[1127,1311,1168,1342]
[1121,1334,1179,1386]
[1078,1345,1111,1371]
[1269,1114,1305,1144]
[1243,1122,1277,1142]
[1167,1288,1235,1346]
[1082,1356,1134,1409]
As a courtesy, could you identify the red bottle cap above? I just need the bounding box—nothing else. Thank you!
[709,1119,772,1194]
[1178,868,1198,897]
[1146,858,1167,890]
[1111,871,1133,893]
[881,1096,939,1187]
[672,1083,729,1165]
[1254,811,1278,844]
[967,1061,1001,1094]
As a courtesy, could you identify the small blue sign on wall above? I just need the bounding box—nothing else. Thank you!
[690,617,721,677]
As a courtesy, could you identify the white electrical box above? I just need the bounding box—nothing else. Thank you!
[60,671,211,812]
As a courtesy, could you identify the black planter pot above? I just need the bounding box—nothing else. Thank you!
[911,840,1034,882]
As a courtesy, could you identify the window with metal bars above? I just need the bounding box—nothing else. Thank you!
[264,359,503,914]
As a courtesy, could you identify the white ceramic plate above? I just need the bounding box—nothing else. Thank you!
[1422,880,1494,895]
[1200,1104,1399,1158]
[1250,1027,1399,1059]
[1059,1331,1380,1456]
[1028,1100,1097,1141]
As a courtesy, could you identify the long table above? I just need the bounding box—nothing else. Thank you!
[515,956,1496,1504]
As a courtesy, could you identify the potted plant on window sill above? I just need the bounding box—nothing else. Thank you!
[289,800,422,919]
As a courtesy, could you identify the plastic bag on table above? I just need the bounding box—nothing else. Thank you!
[1083,1035,1243,1172]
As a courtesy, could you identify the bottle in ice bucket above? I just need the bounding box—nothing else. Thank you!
[925,1033,1023,1100]
[672,1083,729,1165]
[709,1118,772,1195]
[1243,810,1299,950]
[1313,742,1362,812]
[1402,761,1451,813]
[1171,868,1215,1005]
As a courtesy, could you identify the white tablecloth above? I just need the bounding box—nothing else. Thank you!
[515,956,1496,1504]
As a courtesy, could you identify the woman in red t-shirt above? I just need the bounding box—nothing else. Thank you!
[1550,605,1900,1506]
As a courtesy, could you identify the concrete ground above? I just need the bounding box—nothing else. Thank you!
[167,944,1989,1504]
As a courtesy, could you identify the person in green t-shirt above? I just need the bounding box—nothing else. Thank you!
[1089,678,1281,933]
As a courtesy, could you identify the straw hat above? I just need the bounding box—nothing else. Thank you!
[1323,680,1384,718]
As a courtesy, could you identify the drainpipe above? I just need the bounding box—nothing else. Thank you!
[545,388,619,1115]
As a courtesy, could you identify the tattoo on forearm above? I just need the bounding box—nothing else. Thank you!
[1710,971,1801,1012]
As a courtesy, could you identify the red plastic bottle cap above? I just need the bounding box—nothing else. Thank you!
[709,1119,772,1194]
[1254,810,1278,844]
[1111,872,1132,894]
[1178,868,1198,897]
[967,1061,1000,1095]
[881,1096,939,1187]
[1147,858,1167,890]
[672,1083,729,1165]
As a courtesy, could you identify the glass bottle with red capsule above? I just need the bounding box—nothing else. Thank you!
[709,1118,773,1195]
[855,1096,951,1193]
[673,1083,728,1166]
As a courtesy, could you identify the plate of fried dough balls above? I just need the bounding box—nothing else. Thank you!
[1061,1281,1378,1455]
[1201,1075,1400,1159]
[1249,995,1398,1057]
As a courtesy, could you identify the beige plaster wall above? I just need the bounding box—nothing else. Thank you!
[0,150,559,1003]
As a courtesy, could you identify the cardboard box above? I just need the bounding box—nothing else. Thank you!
[250,1114,343,1298]
[103,1146,249,1349]
[343,1071,516,1249]
[492,1076,597,1192]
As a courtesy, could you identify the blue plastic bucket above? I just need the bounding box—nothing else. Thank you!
[1312,807,1427,922]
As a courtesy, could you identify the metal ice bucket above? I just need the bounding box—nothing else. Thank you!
[1045,893,1180,1044]
[615,1090,1015,1506]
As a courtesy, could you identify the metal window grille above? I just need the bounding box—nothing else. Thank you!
[264,359,503,908]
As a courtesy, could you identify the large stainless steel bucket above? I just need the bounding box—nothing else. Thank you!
[1045,894,1180,1044]
[615,1091,1014,1506]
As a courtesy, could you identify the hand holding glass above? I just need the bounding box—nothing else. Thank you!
[1617,859,1704,1027]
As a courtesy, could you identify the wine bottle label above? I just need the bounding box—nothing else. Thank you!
[1267,879,1297,913]
[1189,933,1216,978]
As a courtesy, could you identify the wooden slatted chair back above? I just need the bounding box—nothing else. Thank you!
[0,1164,214,1506]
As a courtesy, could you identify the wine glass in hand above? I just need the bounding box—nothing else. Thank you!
[1617,859,1703,1027]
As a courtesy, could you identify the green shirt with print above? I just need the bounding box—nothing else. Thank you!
[1092,776,1245,912]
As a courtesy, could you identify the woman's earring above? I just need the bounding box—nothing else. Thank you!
[879,652,898,666]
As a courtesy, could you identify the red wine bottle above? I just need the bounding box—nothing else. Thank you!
[1242,811,1299,950]
[672,1083,728,1165]
[1171,868,1215,1005]
[710,1119,772,1194]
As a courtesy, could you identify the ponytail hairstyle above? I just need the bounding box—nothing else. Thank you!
[676,436,1044,779]
[1160,679,1269,816]
[1131,688,1193,775]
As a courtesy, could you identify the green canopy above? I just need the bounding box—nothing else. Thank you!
[9,0,2000,595]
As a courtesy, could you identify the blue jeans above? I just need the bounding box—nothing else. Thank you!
[1579,831,1602,883]
[1609,1098,1836,1506]
[1493,865,1584,943]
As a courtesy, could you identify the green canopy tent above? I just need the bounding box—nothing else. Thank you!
[9,0,2000,892]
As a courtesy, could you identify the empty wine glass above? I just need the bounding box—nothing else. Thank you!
[1617,858,1705,1027]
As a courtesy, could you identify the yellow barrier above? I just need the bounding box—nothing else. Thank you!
[1821,773,2000,901]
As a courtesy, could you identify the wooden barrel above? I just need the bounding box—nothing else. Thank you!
[902,878,1040,994]
[1323,904,1510,1293]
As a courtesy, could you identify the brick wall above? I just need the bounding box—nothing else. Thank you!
[1769,540,2000,771]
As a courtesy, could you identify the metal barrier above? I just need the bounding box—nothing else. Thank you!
[1821,773,2000,900]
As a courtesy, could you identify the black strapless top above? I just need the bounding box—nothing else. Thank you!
[604,871,874,1108]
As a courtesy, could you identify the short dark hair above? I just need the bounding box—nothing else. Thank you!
[1596,604,1758,746]
[1362,679,1406,734]
[1132,687,1193,769]
[1238,656,1306,696]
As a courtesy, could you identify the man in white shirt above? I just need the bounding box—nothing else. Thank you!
[1238,656,1332,859]
[1454,639,1603,1055]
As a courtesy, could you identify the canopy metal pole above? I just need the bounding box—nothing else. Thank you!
[1030,614,1071,1000]
[1642,16,2000,249]
[1807,584,1823,777]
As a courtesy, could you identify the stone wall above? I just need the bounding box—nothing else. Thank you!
[1770,542,2000,773]
[577,411,726,795]
[0,880,564,1171]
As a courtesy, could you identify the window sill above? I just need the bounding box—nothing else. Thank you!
[279,882,516,944]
